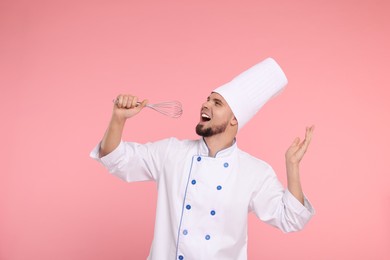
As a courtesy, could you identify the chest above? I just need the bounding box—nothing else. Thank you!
[162,153,255,215]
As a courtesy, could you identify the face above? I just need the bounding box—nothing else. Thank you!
[195,92,236,137]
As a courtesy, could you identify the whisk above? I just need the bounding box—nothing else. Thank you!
[113,99,183,118]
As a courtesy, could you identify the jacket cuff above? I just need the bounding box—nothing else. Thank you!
[284,189,315,216]
[89,141,125,168]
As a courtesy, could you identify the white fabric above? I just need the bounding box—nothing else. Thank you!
[90,138,314,260]
[213,58,288,130]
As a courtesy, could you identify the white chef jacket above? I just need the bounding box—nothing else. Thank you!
[90,138,314,260]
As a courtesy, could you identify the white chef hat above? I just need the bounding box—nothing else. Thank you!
[213,57,288,130]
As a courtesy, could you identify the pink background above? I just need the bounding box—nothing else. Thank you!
[1,0,389,259]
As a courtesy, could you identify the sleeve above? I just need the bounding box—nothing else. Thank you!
[249,166,315,233]
[89,138,172,182]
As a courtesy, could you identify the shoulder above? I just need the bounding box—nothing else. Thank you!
[235,149,281,193]
[147,137,198,151]
[236,148,275,175]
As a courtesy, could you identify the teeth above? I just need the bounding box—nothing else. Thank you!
[201,113,210,119]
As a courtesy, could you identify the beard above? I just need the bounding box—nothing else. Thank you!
[195,121,228,137]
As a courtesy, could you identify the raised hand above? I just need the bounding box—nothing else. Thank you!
[99,94,148,157]
[112,94,148,121]
[285,125,314,204]
[285,125,315,165]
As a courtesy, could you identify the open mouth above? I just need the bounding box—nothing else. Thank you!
[201,113,211,122]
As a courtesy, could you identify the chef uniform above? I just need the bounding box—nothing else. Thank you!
[90,58,315,260]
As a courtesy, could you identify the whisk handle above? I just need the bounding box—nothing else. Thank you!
[112,99,148,107]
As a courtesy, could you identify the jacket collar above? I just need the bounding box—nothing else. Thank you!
[198,138,237,158]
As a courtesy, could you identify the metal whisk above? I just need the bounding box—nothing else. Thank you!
[113,99,183,118]
[143,101,183,118]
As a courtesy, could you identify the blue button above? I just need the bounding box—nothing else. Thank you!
[191,180,196,185]
[224,162,229,168]
[217,185,222,190]
[205,235,211,240]
[197,156,201,161]
[186,204,191,210]
[183,229,188,235]
[210,210,216,216]
[178,255,184,260]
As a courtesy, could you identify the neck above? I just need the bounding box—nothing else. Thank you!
[203,134,235,157]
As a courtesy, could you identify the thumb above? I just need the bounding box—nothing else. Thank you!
[291,137,300,146]
[139,99,149,109]
[132,99,148,114]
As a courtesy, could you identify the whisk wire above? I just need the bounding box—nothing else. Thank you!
[113,99,183,118]
[146,101,183,118]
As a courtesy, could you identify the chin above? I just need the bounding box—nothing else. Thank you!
[195,124,212,137]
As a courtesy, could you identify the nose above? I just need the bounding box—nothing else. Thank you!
[202,100,210,109]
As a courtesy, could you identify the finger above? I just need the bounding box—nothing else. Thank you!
[307,125,314,134]
[125,95,133,109]
[301,126,314,151]
[122,95,129,108]
[117,95,124,108]
[131,96,138,109]
[305,125,314,143]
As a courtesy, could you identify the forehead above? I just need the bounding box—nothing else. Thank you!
[209,92,227,103]
[209,92,234,115]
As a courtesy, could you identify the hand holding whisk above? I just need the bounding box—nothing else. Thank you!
[113,98,183,118]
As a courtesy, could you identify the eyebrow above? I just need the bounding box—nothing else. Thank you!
[207,96,224,105]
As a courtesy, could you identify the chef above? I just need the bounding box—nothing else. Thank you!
[90,57,315,260]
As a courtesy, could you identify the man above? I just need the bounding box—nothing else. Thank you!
[90,58,315,260]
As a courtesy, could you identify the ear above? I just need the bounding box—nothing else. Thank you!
[230,116,238,126]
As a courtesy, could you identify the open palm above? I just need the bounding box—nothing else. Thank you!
[286,126,315,164]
